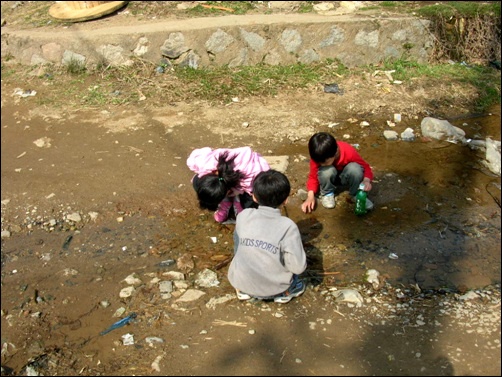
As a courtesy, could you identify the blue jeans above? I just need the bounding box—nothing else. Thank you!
[318,162,364,197]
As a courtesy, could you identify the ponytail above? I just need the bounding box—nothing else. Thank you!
[195,151,244,210]
[216,151,244,189]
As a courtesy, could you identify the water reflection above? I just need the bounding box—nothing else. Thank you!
[279,103,501,291]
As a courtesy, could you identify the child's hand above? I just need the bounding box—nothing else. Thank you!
[362,177,372,191]
[301,196,316,213]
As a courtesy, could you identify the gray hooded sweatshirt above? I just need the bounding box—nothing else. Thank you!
[228,206,307,297]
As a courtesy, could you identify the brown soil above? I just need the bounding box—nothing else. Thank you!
[0,1,428,29]
[1,2,501,376]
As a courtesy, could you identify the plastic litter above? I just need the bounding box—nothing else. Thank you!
[62,235,73,250]
[333,289,364,307]
[323,83,344,95]
[121,333,135,345]
[100,312,137,335]
[157,259,176,267]
[13,88,37,97]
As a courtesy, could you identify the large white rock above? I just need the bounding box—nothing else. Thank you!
[263,155,289,173]
[420,117,466,142]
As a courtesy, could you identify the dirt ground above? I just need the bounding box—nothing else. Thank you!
[1,2,501,376]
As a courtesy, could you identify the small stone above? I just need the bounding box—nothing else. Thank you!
[119,286,135,298]
[66,212,81,222]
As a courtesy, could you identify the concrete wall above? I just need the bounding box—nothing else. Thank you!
[0,14,433,69]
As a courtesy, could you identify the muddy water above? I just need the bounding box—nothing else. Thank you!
[1,98,499,296]
[1,90,500,375]
[274,105,501,291]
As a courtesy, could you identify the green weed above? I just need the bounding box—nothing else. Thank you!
[79,58,502,111]
[82,85,107,106]
[187,1,255,16]
[65,58,86,75]
[298,3,314,13]
[379,58,501,111]
[172,61,350,102]
[3,56,499,112]
[380,1,399,7]
[0,64,16,78]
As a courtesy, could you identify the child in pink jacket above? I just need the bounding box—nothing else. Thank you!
[187,147,270,223]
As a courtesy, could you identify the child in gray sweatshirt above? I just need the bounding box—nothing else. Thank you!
[228,170,307,304]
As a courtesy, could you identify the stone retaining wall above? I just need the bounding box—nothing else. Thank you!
[0,14,433,69]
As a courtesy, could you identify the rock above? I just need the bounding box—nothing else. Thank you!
[263,155,289,173]
[314,3,335,11]
[483,137,501,176]
[195,268,220,288]
[123,273,142,285]
[383,130,399,140]
[33,137,52,148]
[162,271,185,280]
[206,294,234,309]
[177,253,195,272]
[366,269,380,289]
[175,289,205,302]
[66,212,82,222]
[119,286,135,298]
[401,127,415,141]
[420,117,466,142]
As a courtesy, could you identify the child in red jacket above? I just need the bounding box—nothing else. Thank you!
[301,132,374,213]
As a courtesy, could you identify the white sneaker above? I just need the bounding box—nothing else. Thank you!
[236,290,251,300]
[320,194,336,209]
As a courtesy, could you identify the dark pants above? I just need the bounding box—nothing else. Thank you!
[239,192,258,209]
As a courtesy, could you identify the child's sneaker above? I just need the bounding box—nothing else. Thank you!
[236,289,251,300]
[214,198,233,223]
[320,193,336,209]
[274,280,306,304]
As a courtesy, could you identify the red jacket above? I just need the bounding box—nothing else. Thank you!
[306,141,374,194]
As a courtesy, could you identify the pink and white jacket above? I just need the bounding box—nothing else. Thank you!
[187,147,270,195]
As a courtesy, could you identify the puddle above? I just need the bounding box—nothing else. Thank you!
[275,105,501,289]
[0,79,500,375]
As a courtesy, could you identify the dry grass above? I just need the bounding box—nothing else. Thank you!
[429,13,501,64]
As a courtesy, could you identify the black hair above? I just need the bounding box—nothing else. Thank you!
[194,151,244,211]
[308,132,338,163]
[252,170,290,208]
